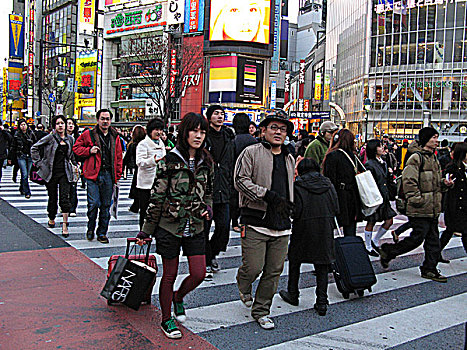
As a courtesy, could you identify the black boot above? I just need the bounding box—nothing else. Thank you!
[279,290,299,306]
[314,303,327,316]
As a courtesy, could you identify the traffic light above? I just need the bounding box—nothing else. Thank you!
[77,86,94,94]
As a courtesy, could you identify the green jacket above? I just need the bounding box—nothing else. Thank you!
[142,148,213,237]
[304,135,329,165]
[402,142,445,218]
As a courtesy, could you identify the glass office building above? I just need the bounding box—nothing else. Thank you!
[326,0,467,141]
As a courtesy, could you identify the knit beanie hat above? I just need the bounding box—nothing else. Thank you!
[418,127,439,147]
[206,105,224,120]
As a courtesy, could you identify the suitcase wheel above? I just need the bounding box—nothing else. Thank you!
[357,290,364,297]
[342,292,350,299]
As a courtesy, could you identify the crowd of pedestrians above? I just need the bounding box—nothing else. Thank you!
[0,107,466,339]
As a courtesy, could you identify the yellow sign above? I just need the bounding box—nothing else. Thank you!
[76,98,95,107]
[323,74,330,101]
[314,72,322,101]
[80,0,95,25]
[2,68,7,121]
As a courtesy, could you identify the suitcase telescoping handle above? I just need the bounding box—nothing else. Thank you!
[125,238,152,265]
[334,217,343,237]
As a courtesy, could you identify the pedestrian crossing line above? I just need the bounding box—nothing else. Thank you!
[258,293,467,350]
[179,258,467,334]
[11,199,134,208]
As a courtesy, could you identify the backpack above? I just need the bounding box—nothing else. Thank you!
[395,152,425,215]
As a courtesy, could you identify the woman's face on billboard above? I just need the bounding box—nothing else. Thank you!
[223,2,262,42]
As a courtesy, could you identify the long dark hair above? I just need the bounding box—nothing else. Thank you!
[66,117,80,140]
[176,112,212,167]
[323,128,356,166]
[452,142,467,168]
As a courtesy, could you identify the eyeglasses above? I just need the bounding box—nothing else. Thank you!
[268,125,288,133]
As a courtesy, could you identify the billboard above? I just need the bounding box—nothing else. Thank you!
[209,0,271,44]
[104,3,167,38]
[74,50,98,119]
[271,0,281,72]
[184,0,205,33]
[9,14,24,60]
[236,57,264,105]
[180,35,204,117]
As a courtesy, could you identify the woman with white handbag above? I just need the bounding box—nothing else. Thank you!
[323,129,365,236]
[363,139,397,256]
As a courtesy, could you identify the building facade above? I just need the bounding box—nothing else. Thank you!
[326,0,467,142]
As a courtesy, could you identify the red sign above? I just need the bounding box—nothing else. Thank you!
[189,0,199,32]
[180,35,203,117]
[284,71,290,105]
[81,74,92,87]
[170,49,177,97]
[304,99,309,111]
[299,60,305,110]
[9,80,21,91]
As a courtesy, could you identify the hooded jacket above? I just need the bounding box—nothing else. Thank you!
[402,141,445,218]
[141,148,213,238]
[289,171,339,264]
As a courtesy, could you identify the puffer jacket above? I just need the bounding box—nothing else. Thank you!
[402,142,445,218]
[141,148,213,238]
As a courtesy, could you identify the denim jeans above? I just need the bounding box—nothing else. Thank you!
[86,170,113,237]
[17,155,32,196]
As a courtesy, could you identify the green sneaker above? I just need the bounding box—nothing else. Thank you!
[173,299,186,323]
[421,269,447,283]
[161,317,182,339]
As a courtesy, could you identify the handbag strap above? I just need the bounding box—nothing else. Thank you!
[338,148,367,173]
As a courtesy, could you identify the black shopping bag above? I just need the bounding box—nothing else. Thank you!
[101,256,157,310]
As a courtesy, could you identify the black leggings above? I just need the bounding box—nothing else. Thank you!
[137,188,151,230]
[440,228,467,254]
[46,174,71,220]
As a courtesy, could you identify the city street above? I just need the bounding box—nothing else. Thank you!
[0,167,465,349]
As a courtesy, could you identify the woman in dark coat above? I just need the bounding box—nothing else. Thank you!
[363,139,397,256]
[279,158,339,316]
[323,129,364,236]
[439,142,467,260]
[12,119,36,198]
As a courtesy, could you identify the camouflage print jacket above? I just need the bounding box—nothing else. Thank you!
[141,148,213,238]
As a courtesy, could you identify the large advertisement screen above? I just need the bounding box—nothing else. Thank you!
[209,0,271,44]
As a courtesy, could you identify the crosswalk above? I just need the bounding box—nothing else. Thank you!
[0,166,466,349]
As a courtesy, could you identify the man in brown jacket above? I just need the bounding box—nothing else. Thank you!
[234,111,295,330]
[376,127,454,282]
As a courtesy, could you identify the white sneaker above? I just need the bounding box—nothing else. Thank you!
[69,212,77,217]
[211,258,220,272]
[239,291,253,307]
[205,266,213,280]
[257,316,275,330]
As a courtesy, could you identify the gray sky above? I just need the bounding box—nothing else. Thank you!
[0,3,13,69]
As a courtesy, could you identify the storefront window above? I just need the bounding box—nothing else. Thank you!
[453,28,464,62]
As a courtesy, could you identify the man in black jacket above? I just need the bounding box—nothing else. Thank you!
[204,105,235,276]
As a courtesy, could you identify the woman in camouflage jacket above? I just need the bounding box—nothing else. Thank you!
[138,112,213,339]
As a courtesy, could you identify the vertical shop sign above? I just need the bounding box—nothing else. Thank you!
[298,60,305,110]
[303,99,309,111]
[314,72,322,101]
[184,0,204,33]
[284,71,290,105]
[170,49,177,97]
[323,74,330,101]
[271,0,281,73]
[9,14,24,59]
[167,0,185,25]
[270,80,277,109]
[80,0,95,25]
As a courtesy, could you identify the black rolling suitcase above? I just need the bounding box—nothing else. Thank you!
[333,224,377,299]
